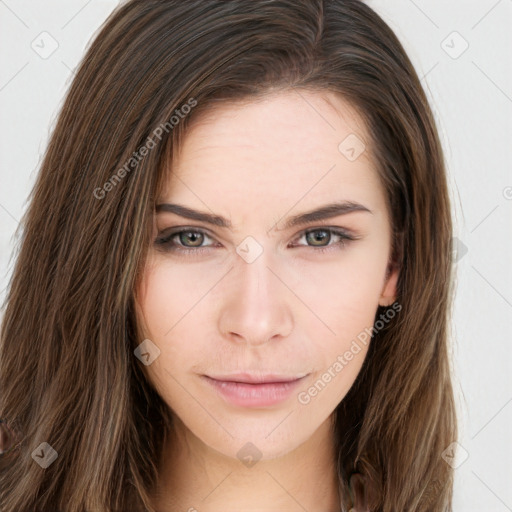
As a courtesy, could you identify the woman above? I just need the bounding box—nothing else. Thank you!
[0,1,457,511]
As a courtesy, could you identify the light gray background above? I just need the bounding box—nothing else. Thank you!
[1,1,511,510]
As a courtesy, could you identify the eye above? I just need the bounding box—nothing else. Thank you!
[154,227,216,254]
[154,226,356,255]
[291,228,354,253]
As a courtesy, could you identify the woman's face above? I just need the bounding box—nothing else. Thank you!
[135,90,398,461]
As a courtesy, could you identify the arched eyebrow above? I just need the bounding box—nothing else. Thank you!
[155,201,372,230]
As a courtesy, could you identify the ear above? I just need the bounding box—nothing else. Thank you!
[378,262,399,307]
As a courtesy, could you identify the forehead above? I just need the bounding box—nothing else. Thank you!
[160,90,386,223]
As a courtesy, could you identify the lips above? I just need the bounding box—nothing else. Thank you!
[202,373,308,408]
[206,373,308,384]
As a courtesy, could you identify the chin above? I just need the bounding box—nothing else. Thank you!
[185,414,319,463]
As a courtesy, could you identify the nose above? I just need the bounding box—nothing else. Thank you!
[217,249,294,346]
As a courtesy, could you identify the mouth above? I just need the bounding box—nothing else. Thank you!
[202,373,309,408]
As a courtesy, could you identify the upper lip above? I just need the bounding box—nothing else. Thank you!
[205,373,308,384]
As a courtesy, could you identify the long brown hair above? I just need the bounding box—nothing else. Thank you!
[0,1,457,510]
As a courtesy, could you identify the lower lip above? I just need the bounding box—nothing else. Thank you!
[202,376,306,408]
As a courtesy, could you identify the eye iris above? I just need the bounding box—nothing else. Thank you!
[180,231,204,247]
[306,230,330,246]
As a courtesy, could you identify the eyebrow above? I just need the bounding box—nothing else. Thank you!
[155,201,372,230]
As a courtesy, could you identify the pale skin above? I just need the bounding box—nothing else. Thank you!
[135,89,399,512]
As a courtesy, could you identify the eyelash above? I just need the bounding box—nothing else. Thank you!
[154,226,356,256]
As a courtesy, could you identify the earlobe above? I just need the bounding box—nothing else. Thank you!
[379,264,399,307]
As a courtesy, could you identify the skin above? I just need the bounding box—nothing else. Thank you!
[135,89,399,512]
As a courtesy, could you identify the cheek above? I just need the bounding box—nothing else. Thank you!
[135,263,193,375]
[135,260,225,390]
[137,259,219,339]
[291,250,388,384]
[292,249,387,332]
